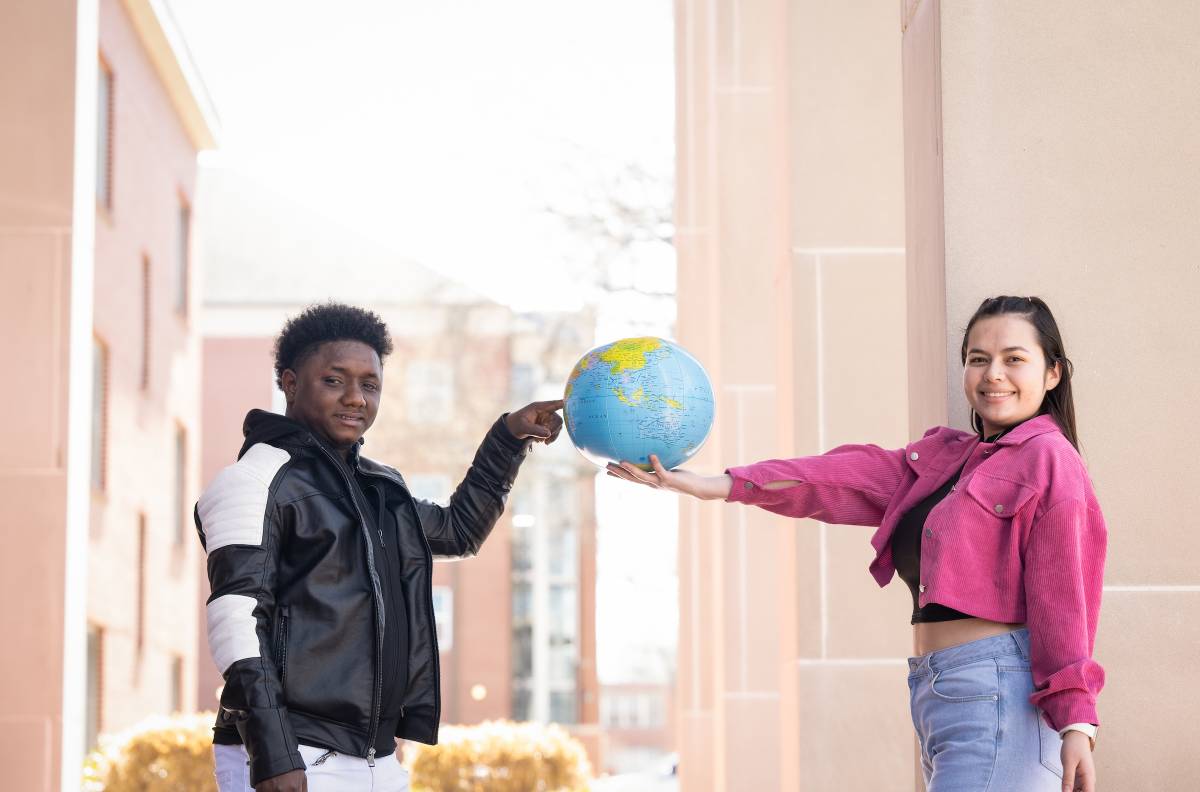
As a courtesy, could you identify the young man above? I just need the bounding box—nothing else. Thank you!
[197,303,563,792]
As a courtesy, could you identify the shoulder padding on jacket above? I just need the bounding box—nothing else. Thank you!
[198,443,291,553]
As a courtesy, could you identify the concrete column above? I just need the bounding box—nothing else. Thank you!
[675,1,912,789]
[903,0,1200,785]
[0,1,96,790]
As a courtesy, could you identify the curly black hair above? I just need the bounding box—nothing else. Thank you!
[273,302,394,389]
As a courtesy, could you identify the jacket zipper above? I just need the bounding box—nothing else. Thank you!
[357,467,441,737]
[276,608,289,686]
[314,442,385,760]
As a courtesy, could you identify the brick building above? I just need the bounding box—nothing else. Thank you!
[0,0,216,787]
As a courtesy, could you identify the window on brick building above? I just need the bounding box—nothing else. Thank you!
[91,338,108,491]
[137,514,147,654]
[141,255,151,390]
[174,426,187,544]
[405,360,454,423]
[86,624,104,750]
[170,655,184,714]
[96,57,114,210]
[431,585,454,651]
[176,198,190,315]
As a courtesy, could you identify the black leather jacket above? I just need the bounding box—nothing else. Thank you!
[196,409,530,785]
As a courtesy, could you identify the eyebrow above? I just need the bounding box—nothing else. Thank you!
[967,347,1031,355]
[328,365,380,379]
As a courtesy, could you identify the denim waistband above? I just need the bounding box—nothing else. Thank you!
[907,628,1030,676]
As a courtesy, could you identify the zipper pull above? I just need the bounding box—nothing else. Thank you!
[311,749,335,766]
[367,748,376,767]
[378,528,386,548]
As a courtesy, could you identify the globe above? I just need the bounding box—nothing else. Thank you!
[563,337,715,471]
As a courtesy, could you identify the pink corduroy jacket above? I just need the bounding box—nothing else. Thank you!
[725,413,1106,730]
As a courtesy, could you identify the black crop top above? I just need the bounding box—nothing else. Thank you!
[890,463,973,624]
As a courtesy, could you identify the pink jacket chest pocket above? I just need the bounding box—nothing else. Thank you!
[957,470,1039,542]
[924,471,1037,536]
[960,470,1036,520]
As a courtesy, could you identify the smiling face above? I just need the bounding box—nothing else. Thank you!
[963,314,1061,438]
[282,340,382,456]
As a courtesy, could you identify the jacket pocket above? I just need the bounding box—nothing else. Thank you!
[275,606,290,688]
[963,471,1036,521]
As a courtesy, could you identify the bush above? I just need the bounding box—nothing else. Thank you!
[82,711,217,792]
[80,714,593,792]
[407,720,592,792]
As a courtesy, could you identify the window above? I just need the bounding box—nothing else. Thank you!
[601,691,665,730]
[512,624,532,679]
[548,584,577,644]
[86,625,103,750]
[176,198,190,314]
[91,338,108,490]
[140,256,151,390]
[170,655,184,714]
[405,474,452,506]
[510,362,535,404]
[405,360,454,423]
[549,690,577,725]
[431,585,454,651]
[96,58,113,209]
[174,426,187,544]
[136,514,147,653]
[511,685,532,722]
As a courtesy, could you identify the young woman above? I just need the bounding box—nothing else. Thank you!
[607,296,1105,792]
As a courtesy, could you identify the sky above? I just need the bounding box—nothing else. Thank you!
[169,0,675,312]
[169,0,679,685]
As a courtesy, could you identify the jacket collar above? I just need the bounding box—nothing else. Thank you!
[239,408,366,462]
[990,413,1061,446]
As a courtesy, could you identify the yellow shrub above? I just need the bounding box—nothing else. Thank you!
[407,720,592,792]
[82,711,217,792]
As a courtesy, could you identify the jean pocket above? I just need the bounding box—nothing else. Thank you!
[1036,714,1064,778]
[929,659,1000,703]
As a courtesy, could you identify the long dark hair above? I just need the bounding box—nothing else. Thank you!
[960,296,1079,451]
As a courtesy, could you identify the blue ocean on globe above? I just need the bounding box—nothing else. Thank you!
[563,337,715,471]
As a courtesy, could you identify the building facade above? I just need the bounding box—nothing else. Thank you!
[0,0,216,788]
[672,1,1199,790]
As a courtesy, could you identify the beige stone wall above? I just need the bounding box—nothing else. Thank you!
[677,0,1198,788]
[908,0,1200,784]
[675,1,914,790]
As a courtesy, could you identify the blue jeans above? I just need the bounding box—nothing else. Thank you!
[907,628,1064,791]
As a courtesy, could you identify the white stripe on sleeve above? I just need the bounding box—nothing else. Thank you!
[207,594,262,674]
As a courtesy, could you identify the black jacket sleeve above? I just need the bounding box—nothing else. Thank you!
[197,458,305,786]
[411,415,531,558]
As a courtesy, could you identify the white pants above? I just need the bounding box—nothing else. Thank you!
[214,744,410,792]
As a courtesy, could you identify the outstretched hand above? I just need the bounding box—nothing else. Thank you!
[606,454,732,501]
[505,400,565,443]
